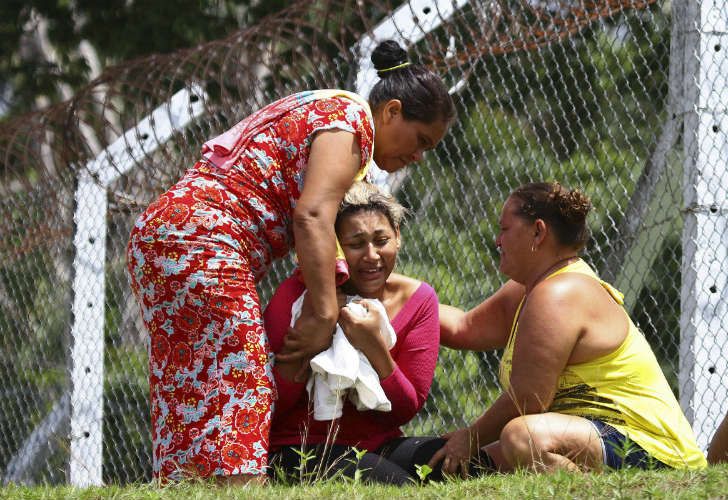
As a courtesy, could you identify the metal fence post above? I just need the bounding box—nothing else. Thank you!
[69,172,107,487]
[679,0,728,451]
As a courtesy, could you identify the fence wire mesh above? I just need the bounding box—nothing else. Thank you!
[0,0,725,485]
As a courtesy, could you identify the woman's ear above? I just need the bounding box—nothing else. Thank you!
[382,99,403,124]
[395,227,402,250]
[534,219,547,243]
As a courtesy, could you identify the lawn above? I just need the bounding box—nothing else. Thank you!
[2,464,727,500]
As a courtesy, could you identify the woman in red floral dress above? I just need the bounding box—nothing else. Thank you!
[126,40,454,484]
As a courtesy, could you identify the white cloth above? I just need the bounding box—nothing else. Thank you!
[289,291,397,420]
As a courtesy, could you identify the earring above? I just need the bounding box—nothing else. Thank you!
[531,244,536,252]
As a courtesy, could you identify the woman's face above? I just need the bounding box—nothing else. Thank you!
[337,210,400,297]
[495,196,535,280]
[373,100,448,173]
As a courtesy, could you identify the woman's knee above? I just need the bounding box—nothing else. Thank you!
[499,417,547,465]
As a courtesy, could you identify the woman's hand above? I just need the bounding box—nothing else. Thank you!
[277,292,336,365]
[338,300,386,353]
[428,427,477,478]
[277,312,334,382]
[286,312,335,356]
[339,299,395,379]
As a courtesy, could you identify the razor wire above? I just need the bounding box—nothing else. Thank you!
[0,0,725,485]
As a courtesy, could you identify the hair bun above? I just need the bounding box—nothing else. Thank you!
[512,182,592,250]
[554,188,592,224]
[371,40,409,77]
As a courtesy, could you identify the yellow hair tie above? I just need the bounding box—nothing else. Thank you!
[378,61,411,73]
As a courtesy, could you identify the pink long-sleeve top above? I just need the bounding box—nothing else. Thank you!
[264,275,440,452]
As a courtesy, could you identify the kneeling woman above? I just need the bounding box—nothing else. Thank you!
[432,182,706,474]
[265,182,442,484]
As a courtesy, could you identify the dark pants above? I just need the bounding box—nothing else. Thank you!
[268,436,447,485]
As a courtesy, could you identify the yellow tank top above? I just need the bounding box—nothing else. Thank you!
[498,259,706,469]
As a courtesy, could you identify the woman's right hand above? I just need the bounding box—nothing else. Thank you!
[285,311,336,356]
[428,427,477,478]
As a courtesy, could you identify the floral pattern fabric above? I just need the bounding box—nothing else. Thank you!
[127,91,374,480]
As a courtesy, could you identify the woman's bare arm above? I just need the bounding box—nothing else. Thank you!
[430,276,585,475]
[439,279,525,351]
[507,276,587,413]
[278,130,361,361]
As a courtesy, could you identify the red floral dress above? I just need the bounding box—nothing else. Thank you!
[127,90,374,480]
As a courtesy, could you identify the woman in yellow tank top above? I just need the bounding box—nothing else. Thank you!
[430,182,706,475]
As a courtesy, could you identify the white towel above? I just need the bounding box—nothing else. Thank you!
[288,291,397,420]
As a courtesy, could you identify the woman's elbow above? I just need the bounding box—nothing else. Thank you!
[380,397,422,427]
[292,206,319,228]
[385,407,419,427]
[292,207,332,243]
[507,391,553,415]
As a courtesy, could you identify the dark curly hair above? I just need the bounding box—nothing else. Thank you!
[510,182,592,250]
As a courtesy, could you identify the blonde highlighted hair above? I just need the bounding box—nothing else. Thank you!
[336,182,407,232]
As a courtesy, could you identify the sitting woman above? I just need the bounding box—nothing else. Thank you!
[264,182,443,484]
[431,181,706,474]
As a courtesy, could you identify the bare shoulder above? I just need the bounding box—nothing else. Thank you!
[495,280,527,314]
[382,273,428,320]
[386,272,424,298]
[524,271,624,339]
[525,270,628,362]
[528,272,607,308]
[515,273,602,351]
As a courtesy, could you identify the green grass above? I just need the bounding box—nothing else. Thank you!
[3,465,727,500]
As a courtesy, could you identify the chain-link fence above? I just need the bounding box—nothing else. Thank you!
[0,0,725,486]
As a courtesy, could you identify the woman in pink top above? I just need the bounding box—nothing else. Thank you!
[264,182,443,484]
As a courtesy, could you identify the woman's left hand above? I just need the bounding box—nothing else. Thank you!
[339,299,396,379]
[428,427,476,478]
[338,299,386,353]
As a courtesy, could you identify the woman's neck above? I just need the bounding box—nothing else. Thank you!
[525,254,580,293]
[341,282,386,301]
